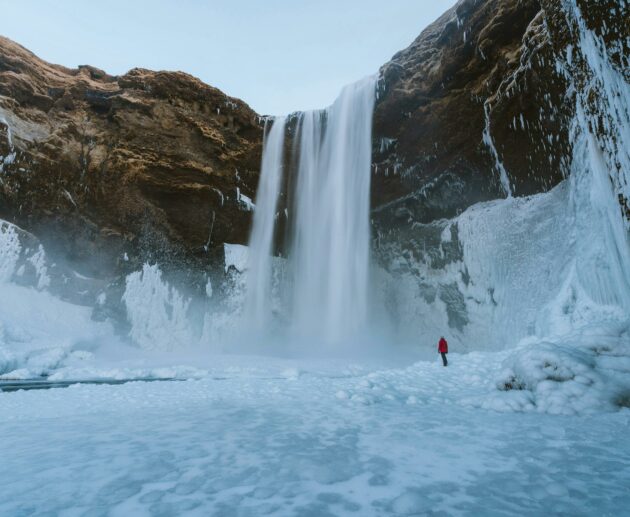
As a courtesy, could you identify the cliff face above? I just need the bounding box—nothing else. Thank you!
[0,36,262,281]
[371,0,629,344]
[372,0,571,229]
[371,0,628,245]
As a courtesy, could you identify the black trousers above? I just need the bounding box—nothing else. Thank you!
[440,352,448,366]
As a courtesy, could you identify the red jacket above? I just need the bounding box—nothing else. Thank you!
[438,338,448,353]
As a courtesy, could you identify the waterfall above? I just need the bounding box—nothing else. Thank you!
[245,116,287,331]
[245,76,376,345]
[291,77,376,343]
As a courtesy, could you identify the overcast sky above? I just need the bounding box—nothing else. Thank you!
[2,0,456,115]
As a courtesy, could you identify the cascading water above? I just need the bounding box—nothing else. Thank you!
[291,77,376,343]
[245,116,287,332]
[245,76,376,345]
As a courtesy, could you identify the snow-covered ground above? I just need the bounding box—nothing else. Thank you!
[2,353,629,516]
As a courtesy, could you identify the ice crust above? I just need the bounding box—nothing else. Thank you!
[0,0,628,419]
[1,353,629,516]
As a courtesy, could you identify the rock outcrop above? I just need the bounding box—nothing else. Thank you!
[371,0,629,343]
[372,0,570,227]
[0,36,262,283]
[371,0,628,249]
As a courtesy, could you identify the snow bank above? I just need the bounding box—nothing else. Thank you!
[0,220,116,378]
[0,281,116,378]
[0,222,213,379]
[480,321,630,414]
[2,363,629,516]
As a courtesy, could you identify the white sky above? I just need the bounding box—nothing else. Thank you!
[2,0,456,115]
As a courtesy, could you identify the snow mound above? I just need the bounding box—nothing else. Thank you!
[484,323,630,415]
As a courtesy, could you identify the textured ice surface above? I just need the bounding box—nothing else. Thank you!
[224,243,249,273]
[1,355,629,516]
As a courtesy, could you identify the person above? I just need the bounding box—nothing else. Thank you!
[438,336,448,366]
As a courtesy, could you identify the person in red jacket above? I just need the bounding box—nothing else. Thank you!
[438,336,448,366]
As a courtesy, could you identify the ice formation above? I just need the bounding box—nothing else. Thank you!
[0,222,118,379]
[0,2,627,416]
[122,264,192,351]
[224,243,249,273]
[375,0,630,412]
[482,101,513,197]
[27,245,51,291]
[0,222,20,282]
[0,114,16,173]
